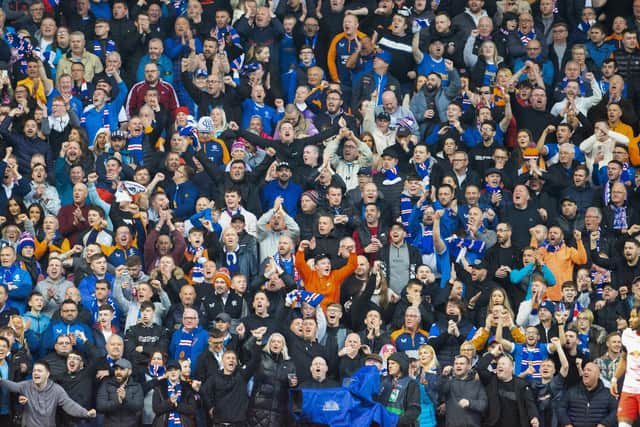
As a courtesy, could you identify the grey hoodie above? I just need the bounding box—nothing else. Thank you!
[0,378,90,427]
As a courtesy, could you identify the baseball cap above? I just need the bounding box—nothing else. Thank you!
[114,358,132,369]
[111,130,125,140]
[215,312,232,323]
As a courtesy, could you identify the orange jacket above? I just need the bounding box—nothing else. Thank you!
[533,238,587,301]
[295,250,358,311]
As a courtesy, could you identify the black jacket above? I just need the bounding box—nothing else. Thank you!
[124,323,169,378]
[152,379,198,427]
[202,365,253,424]
[96,376,145,427]
[556,380,617,427]
[477,353,539,427]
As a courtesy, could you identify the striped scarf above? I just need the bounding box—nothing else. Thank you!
[93,39,116,58]
[167,380,183,426]
[176,329,194,360]
[187,244,205,283]
[419,225,434,255]
[273,251,300,284]
[148,364,166,378]
[127,135,144,165]
[518,30,535,45]
[544,240,563,253]
[382,167,401,185]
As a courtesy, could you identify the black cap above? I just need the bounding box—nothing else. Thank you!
[230,213,245,223]
[471,260,488,270]
[375,111,391,121]
[314,252,331,262]
[561,196,577,204]
[396,126,411,137]
[484,167,503,177]
[406,172,423,182]
[357,167,372,176]
[166,360,181,371]
[381,147,398,158]
[276,161,291,170]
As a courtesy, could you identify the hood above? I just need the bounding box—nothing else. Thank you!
[387,351,409,376]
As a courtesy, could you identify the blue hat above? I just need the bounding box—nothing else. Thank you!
[539,300,555,313]
[375,50,392,63]
[241,62,260,75]
[195,69,208,78]
[17,232,34,253]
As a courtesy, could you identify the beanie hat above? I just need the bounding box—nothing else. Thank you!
[213,267,232,287]
[174,106,190,119]
[302,190,320,205]
[17,232,35,254]
[523,147,539,160]
[539,300,556,314]
[197,116,213,133]
[231,140,245,152]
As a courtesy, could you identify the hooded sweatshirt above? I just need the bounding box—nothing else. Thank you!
[0,378,90,427]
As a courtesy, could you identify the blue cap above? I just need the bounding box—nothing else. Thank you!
[375,50,392,63]
[195,69,208,78]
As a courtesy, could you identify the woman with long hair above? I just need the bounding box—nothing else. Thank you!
[142,351,167,427]
[246,332,297,426]
[27,203,44,240]
[469,40,504,89]
[243,43,283,101]
[416,344,439,427]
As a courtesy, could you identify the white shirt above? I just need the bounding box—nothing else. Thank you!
[622,328,640,393]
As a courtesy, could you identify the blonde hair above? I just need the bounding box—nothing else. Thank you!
[418,344,439,370]
[263,332,290,360]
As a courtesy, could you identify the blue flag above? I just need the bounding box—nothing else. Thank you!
[291,366,399,427]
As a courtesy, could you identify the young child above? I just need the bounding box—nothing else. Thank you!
[22,291,50,357]
[183,227,209,284]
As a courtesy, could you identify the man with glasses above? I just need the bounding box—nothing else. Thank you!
[126,62,179,117]
[193,327,227,390]
[42,334,75,379]
[43,300,95,355]
[513,39,554,87]
[169,307,208,365]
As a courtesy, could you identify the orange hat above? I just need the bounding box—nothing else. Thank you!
[213,267,232,287]
[523,147,539,160]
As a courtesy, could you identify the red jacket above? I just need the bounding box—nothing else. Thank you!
[125,80,179,117]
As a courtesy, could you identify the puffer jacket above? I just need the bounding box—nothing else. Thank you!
[613,48,640,84]
[556,380,617,427]
[247,351,297,426]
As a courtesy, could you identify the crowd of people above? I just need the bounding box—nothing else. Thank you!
[0,0,640,426]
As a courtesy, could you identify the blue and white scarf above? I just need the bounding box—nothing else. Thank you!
[167,380,182,426]
[187,244,205,283]
[93,39,116,58]
[612,206,628,230]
